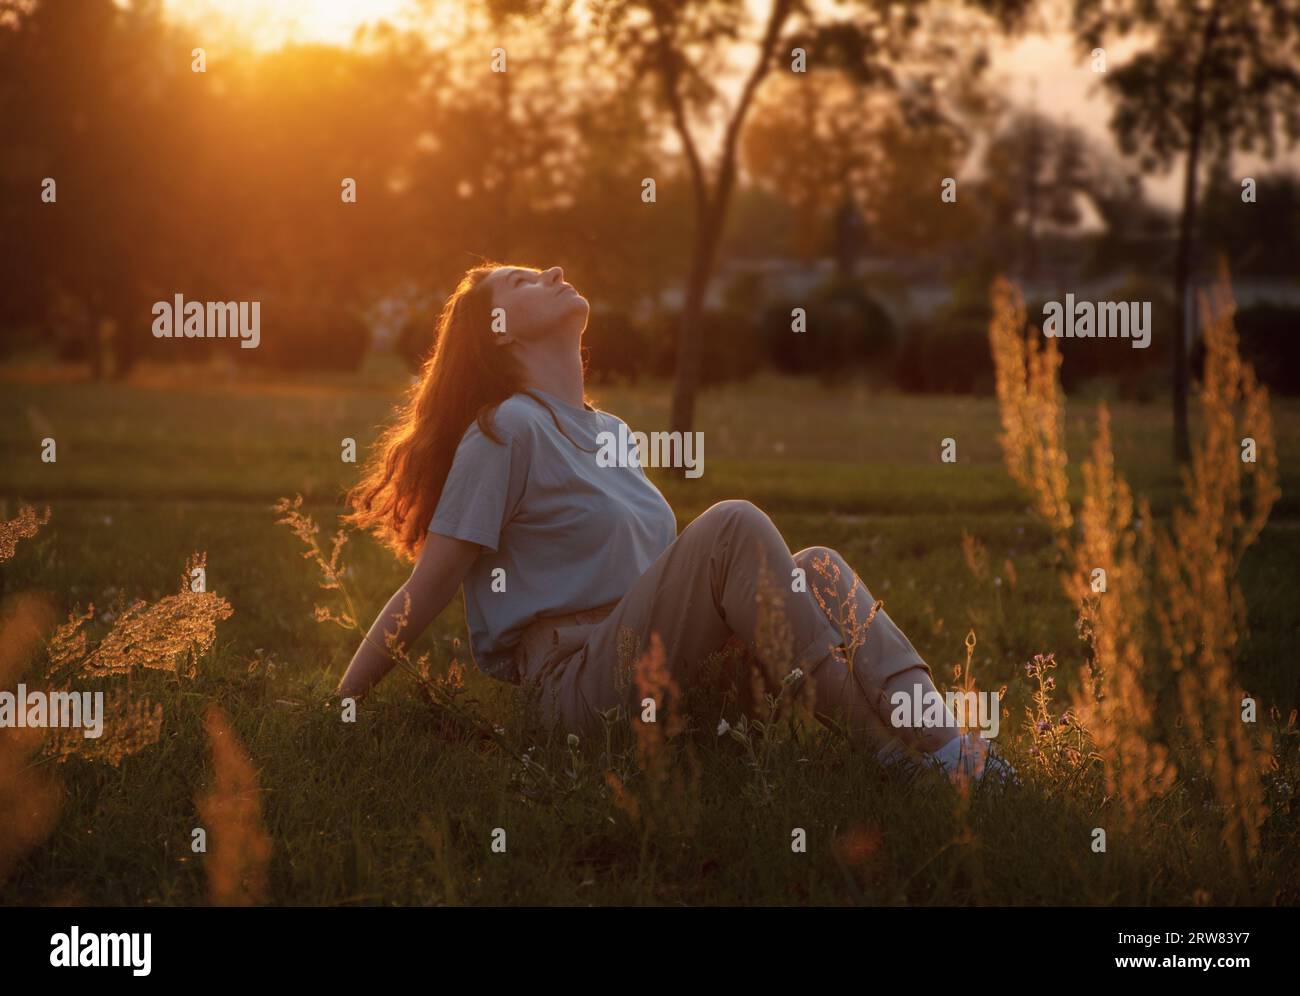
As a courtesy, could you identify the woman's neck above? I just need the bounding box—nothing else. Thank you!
[518,342,586,409]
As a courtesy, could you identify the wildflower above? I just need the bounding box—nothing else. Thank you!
[47,690,163,767]
[81,553,232,680]
[566,733,579,748]
[0,505,51,563]
[716,718,730,737]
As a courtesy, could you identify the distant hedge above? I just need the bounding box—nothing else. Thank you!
[401,279,1300,397]
[1192,300,1300,396]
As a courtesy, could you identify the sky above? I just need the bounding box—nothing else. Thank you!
[156,0,419,49]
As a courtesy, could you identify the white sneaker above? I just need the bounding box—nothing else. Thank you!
[929,733,1020,789]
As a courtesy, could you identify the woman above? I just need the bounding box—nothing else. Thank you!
[339,262,1015,787]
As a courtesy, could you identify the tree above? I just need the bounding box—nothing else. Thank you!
[1073,0,1300,462]
[0,0,178,377]
[594,0,1032,449]
[742,71,978,270]
[974,110,1094,281]
[405,0,677,311]
[1199,162,1300,277]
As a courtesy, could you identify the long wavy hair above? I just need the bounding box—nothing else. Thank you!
[345,261,596,562]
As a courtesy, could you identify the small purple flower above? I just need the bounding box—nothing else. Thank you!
[1036,720,1050,734]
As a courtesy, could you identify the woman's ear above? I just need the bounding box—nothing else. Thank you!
[489,304,514,345]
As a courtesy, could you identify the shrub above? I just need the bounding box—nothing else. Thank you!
[1192,299,1300,396]
[244,292,371,372]
[581,308,671,384]
[763,277,896,383]
[1042,274,1174,401]
[896,294,994,394]
[652,306,761,386]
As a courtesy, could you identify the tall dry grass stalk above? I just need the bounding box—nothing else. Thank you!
[607,628,702,835]
[1151,270,1280,877]
[80,554,230,680]
[0,504,51,562]
[0,590,62,885]
[46,689,165,768]
[991,279,1176,821]
[38,550,227,769]
[273,496,522,755]
[724,555,836,803]
[960,530,989,582]
[757,551,823,720]
[1,505,234,890]
[989,268,1280,877]
[1072,408,1178,820]
[949,629,1004,740]
[807,550,882,682]
[194,703,272,906]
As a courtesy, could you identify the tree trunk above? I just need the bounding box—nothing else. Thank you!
[668,204,722,441]
[661,0,790,453]
[1171,3,1220,465]
[1172,136,1199,465]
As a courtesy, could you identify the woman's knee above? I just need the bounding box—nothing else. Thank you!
[793,546,856,593]
[691,498,775,540]
[793,545,838,565]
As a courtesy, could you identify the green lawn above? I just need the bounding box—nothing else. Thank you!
[1,362,1297,905]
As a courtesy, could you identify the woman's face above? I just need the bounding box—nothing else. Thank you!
[484,265,589,344]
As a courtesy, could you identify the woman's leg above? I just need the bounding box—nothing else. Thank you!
[546,499,957,754]
[792,545,958,756]
[542,499,840,737]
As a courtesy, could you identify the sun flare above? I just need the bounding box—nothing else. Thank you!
[160,0,418,50]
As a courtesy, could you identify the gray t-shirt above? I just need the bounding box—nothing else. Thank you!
[428,389,678,682]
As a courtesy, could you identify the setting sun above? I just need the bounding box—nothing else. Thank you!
[160,0,417,50]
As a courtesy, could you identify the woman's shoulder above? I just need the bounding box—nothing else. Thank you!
[498,391,617,431]
[466,392,565,445]
[491,393,554,433]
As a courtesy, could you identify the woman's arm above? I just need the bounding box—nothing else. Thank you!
[335,532,482,700]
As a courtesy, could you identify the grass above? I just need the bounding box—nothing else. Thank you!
[1,360,1298,905]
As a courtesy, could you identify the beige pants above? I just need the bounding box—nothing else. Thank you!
[513,499,933,747]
